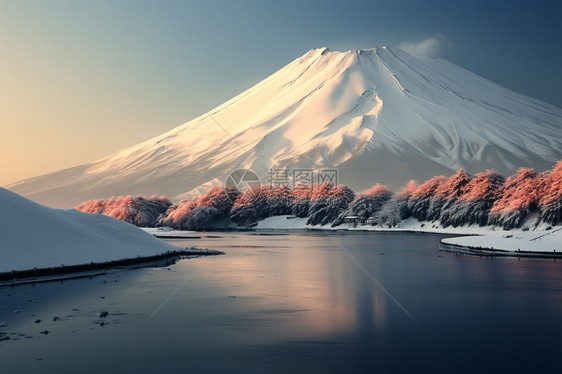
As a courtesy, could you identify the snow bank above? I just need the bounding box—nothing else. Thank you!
[140,227,199,238]
[255,215,495,235]
[441,228,562,255]
[254,215,309,230]
[254,214,562,255]
[0,187,212,274]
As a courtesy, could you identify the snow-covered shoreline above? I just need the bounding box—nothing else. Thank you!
[0,187,222,280]
[140,227,200,238]
[140,214,562,257]
[251,215,562,256]
[0,247,222,285]
[441,228,562,257]
[254,215,513,235]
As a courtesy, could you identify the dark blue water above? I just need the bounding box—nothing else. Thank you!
[1,231,561,373]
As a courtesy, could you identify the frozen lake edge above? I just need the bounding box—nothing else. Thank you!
[0,248,223,285]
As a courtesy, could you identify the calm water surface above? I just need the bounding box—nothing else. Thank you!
[1,231,562,373]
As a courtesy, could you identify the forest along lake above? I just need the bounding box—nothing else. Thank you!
[1,231,562,373]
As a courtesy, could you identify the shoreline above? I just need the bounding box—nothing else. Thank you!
[0,248,223,286]
[144,213,562,258]
[153,228,473,236]
[439,242,562,259]
[8,224,559,285]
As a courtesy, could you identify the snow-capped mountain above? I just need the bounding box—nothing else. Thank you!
[9,47,562,207]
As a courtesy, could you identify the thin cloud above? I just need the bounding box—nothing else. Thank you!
[399,34,446,57]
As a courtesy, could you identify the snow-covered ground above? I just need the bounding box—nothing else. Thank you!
[140,227,199,238]
[254,215,562,255]
[256,215,495,234]
[441,228,562,255]
[0,187,216,275]
[253,215,310,230]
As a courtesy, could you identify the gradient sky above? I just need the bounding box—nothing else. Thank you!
[1,0,561,186]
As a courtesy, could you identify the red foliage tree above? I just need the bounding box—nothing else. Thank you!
[408,176,447,221]
[440,170,504,227]
[160,186,238,229]
[539,160,562,225]
[427,169,472,222]
[75,195,172,227]
[289,186,313,217]
[373,180,419,227]
[160,198,198,228]
[332,184,392,227]
[488,168,544,229]
[399,180,418,198]
[307,184,355,226]
[230,185,291,225]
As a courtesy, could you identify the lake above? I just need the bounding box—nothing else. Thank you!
[1,231,562,373]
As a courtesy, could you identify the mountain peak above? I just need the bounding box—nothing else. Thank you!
[9,46,562,207]
[304,46,396,56]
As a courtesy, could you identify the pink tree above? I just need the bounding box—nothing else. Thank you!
[440,170,504,227]
[307,184,355,226]
[408,176,447,221]
[75,195,171,227]
[160,186,239,229]
[332,184,392,227]
[373,180,419,227]
[289,186,313,217]
[488,168,544,229]
[539,160,562,225]
[230,185,291,225]
[159,198,199,228]
[427,169,471,222]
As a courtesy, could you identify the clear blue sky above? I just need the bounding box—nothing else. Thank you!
[1,0,561,185]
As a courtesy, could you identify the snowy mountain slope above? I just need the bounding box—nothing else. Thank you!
[0,187,182,273]
[8,47,562,207]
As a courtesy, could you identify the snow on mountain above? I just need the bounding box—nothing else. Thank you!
[8,47,562,207]
[0,187,182,273]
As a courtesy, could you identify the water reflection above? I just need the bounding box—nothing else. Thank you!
[166,233,389,340]
[1,232,562,373]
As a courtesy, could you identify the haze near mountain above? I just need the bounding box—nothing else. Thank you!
[9,47,562,207]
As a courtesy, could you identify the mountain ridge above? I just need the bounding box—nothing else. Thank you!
[9,47,562,207]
